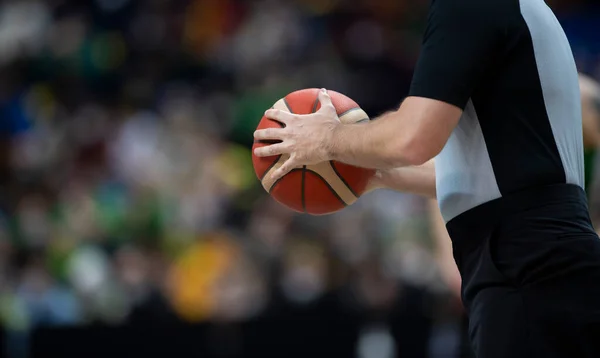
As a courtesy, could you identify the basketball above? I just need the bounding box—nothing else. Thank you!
[252,88,375,215]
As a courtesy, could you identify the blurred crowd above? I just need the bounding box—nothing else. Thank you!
[0,0,599,357]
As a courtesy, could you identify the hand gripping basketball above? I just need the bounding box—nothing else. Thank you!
[254,89,340,183]
[252,88,374,215]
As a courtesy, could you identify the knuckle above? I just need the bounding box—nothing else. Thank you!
[269,111,281,120]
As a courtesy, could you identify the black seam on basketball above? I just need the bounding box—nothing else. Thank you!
[311,96,320,113]
[280,99,294,127]
[328,161,359,198]
[268,168,303,194]
[265,168,347,209]
[304,169,348,207]
[338,107,361,117]
[283,98,292,112]
[260,154,282,181]
[301,165,307,213]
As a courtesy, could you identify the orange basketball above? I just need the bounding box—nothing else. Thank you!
[252,88,375,215]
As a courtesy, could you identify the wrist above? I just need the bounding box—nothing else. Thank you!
[326,121,343,161]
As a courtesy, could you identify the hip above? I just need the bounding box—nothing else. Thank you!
[446,184,600,306]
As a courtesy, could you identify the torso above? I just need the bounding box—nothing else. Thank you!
[435,0,584,223]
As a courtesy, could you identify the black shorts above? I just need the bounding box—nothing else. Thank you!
[447,184,600,358]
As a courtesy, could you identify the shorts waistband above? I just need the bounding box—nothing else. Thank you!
[446,184,590,251]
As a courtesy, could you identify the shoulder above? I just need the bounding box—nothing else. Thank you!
[423,0,515,45]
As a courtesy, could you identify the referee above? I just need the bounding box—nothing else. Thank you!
[255,0,600,357]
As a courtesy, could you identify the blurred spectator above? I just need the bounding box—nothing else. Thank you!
[0,0,598,357]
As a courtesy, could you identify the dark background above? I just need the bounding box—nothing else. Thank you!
[0,0,599,357]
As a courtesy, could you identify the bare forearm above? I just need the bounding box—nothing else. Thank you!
[328,97,459,170]
[371,159,436,198]
[429,199,461,297]
[329,111,416,169]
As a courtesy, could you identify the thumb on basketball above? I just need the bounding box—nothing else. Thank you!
[318,88,336,116]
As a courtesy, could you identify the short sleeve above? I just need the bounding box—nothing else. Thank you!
[409,0,506,110]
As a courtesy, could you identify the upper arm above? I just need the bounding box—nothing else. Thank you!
[399,0,507,163]
[396,97,462,164]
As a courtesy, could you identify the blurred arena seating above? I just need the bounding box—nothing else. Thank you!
[0,0,598,357]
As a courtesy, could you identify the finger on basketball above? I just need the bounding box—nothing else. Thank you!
[265,109,294,125]
[271,158,296,182]
[254,128,285,141]
[318,88,335,114]
[254,143,290,157]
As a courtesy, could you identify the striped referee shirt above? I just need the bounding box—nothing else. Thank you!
[409,0,584,223]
